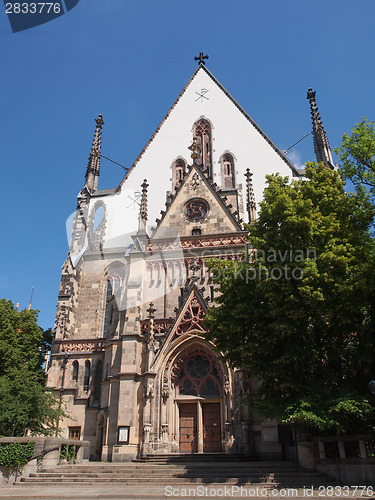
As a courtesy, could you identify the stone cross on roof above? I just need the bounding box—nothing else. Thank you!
[194,52,209,65]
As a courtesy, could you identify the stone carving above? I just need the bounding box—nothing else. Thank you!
[143,423,151,443]
[148,234,247,252]
[140,318,172,336]
[145,380,154,399]
[188,138,202,160]
[161,424,169,443]
[161,376,169,399]
[190,172,200,190]
[224,375,230,395]
[59,339,104,353]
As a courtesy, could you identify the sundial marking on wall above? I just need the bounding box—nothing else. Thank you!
[195,89,209,102]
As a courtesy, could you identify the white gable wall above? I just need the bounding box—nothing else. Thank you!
[85,67,296,248]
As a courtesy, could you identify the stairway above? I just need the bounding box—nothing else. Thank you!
[17,454,339,489]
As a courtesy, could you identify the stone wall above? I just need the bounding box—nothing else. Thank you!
[0,437,90,484]
[313,435,375,486]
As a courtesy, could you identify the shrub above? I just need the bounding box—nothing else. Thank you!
[0,442,35,472]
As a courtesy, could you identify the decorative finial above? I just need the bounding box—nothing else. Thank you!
[85,114,104,192]
[307,88,316,100]
[189,259,201,282]
[194,52,209,66]
[307,88,334,169]
[139,179,149,231]
[95,114,104,128]
[147,302,156,320]
[245,169,256,224]
[188,137,202,162]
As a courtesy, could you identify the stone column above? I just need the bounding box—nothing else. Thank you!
[197,400,203,453]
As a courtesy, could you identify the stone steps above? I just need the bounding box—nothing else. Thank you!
[135,453,250,462]
[31,471,323,478]
[17,457,340,488]
[26,475,334,483]
[20,479,316,485]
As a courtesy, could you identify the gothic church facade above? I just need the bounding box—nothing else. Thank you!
[46,59,332,461]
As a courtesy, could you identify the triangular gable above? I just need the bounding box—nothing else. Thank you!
[163,285,208,348]
[105,63,303,240]
[117,65,299,191]
[152,162,242,239]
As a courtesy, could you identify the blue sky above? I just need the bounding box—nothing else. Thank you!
[1,0,374,329]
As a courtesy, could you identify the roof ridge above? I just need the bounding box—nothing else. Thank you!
[116,64,300,194]
[200,65,300,177]
[116,66,203,192]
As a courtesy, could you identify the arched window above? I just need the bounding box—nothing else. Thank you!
[172,158,186,189]
[94,360,103,403]
[194,119,212,178]
[88,202,106,251]
[72,361,79,383]
[83,360,91,392]
[220,153,235,189]
[103,264,125,338]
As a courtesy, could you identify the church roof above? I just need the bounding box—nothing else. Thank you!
[117,64,300,193]
[91,188,116,197]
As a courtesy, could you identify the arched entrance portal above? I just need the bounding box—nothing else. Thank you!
[173,349,224,453]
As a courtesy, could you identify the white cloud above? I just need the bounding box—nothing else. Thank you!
[287,150,306,171]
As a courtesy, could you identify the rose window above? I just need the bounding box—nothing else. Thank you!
[177,352,222,397]
[185,199,209,221]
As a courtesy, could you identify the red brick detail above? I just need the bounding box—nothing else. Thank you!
[148,233,247,251]
[58,339,104,353]
[140,318,173,335]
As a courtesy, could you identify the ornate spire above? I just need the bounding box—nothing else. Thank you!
[85,114,104,191]
[138,179,149,231]
[307,89,334,169]
[245,169,256,224]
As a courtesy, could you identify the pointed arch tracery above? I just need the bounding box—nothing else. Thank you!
[172,158,187,189]
[220,152,236,189]
[193,118,213,178]
[94,360,103,403]
[171,347,223,398]
[103,262,125,338]
[72,360,79,383]
[88,201,107,251]
[83,360,91,391]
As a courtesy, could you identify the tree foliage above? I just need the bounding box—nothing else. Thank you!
[0,442,35,472]
[0,299,62,436]
[204,163,375,434]
[336,118,375,205]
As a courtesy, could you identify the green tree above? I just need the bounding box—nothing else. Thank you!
[336,118,375,205]
[0,299,62,436]
[204,163,375,434]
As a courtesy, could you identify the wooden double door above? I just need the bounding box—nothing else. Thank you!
[179,402,221,453]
